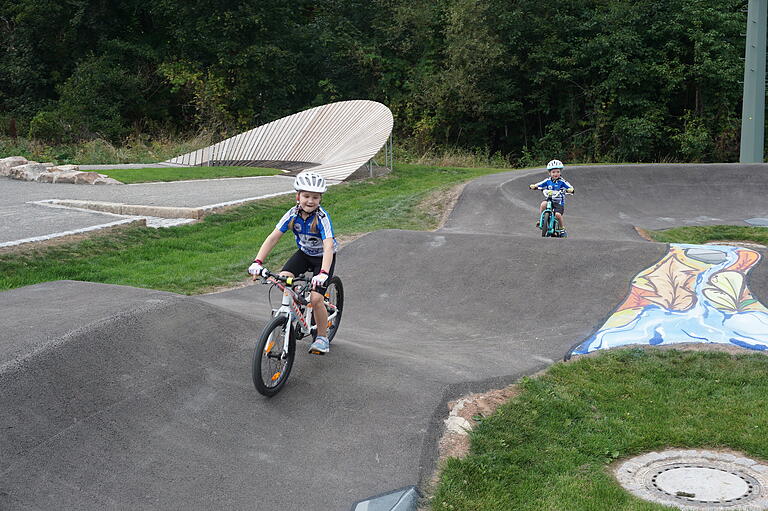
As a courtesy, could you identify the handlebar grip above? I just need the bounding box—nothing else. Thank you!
[263,270,311,284]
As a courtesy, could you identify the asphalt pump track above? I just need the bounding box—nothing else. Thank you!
[1,164,767,510]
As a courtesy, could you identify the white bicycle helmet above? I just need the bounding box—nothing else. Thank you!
[546,159,564,170]
[293,171,327,193]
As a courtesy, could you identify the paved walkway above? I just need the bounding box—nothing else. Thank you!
[0,175,296,247]
[1,164,767,510]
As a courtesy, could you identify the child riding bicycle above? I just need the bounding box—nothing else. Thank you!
[248,171,338,354]
[529,159,575,237]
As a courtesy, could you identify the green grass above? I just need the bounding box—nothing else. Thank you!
[0,163,503,294]
[430,348,768,510]
[100,166,282,184]
[648,225,768,245]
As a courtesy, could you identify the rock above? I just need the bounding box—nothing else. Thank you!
[73,171,102,184]
[51,164,80,172]
[94,175,122,185]
[0,156,28,176]
[1,156,121,184]
[52,171,80,184]
[9,163,49,181]
[36,172,55,183]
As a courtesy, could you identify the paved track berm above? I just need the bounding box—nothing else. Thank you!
[1,164,767,509]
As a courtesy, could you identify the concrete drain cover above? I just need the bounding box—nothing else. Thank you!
[615,450,768,510]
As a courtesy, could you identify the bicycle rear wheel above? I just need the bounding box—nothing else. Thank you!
[252,315,296,396]
[311,276,344,343]
[541,211,551,237]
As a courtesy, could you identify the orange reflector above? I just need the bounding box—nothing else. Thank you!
[265,341,275,353]
[271,372,281,381]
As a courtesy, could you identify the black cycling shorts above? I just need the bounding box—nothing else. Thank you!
[542,201,564,214]
[281,250,336,293]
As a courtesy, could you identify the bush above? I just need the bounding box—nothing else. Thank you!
[672,112,710,162]
[27,55,151,144]
[28,110,68,142]
[611,113,663,161]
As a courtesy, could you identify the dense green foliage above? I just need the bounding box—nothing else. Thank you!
[432,348,768,510]
[0,0,749,163]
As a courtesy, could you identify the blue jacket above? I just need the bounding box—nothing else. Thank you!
[532,177,574,206]
[276,206,338,257]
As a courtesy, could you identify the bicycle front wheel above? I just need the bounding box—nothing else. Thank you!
[252,315,296,397]
[311,276,344,343]
[541,211,551,237]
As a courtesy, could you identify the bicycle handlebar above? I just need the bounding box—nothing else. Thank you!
[261,269,311,285]
[260,270,313,306]
[533,189,574,197]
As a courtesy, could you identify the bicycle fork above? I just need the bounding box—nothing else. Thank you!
[272,289,313,356]
[266,291,296,359]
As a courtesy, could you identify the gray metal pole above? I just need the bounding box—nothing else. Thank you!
[740,0,767,163]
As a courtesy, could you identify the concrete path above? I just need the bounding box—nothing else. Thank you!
[0,175,296,246]
[1,164,767,510]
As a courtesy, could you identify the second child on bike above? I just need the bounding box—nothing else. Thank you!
[248,171,338,354]
[529,159,575,237]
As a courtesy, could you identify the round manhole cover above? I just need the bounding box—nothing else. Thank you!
[652,465,755,503]
[615,450,768,510]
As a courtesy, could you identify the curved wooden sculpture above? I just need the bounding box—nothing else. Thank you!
[164,100,393,181]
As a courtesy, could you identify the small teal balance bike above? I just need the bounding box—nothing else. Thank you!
[534,189,572,238]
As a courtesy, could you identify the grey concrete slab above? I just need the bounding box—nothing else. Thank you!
[2,174,295,207]
[0,175,296,245]
[2,164,768,510]
[0,201,132,243]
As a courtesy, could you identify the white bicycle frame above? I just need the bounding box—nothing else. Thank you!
[265,275,340,354]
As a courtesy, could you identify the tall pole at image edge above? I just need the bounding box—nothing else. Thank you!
[740,0,767,163]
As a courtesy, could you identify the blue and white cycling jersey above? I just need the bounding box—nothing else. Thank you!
[532,177,574,206]
[276,205,338,257]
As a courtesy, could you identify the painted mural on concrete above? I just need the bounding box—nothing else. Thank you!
[572,244,768,355]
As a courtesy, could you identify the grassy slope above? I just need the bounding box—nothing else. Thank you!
[100,166,282,184]
[431,348,768,510]
[649,225,768,245]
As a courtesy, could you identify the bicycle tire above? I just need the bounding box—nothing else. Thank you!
[541,211,551,237]
[311,276,344,343]
[252,315,296,397]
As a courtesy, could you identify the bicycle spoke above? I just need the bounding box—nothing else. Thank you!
[252,315,296,396]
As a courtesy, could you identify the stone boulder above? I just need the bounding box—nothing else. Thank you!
[2,155,122,184]
[0,156,29,176]
[35,172,55,183]
[73,171,120,185]
[52,171,80,184]
[52,164,80,172]
[8,163,50,181]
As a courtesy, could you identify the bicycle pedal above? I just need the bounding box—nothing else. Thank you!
[308,349,326,355]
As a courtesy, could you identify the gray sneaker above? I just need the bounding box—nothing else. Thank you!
[309,336,330,354]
